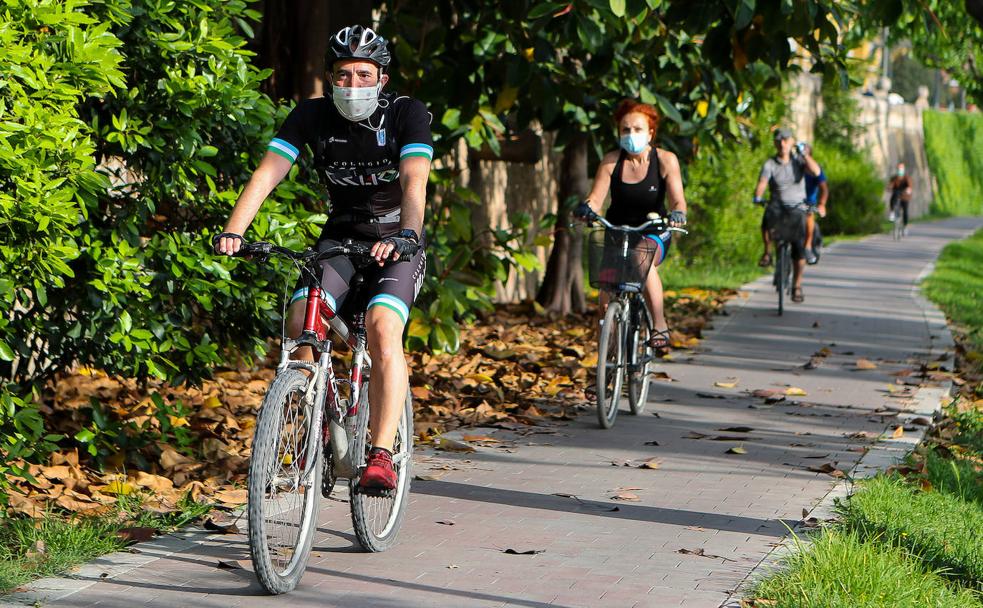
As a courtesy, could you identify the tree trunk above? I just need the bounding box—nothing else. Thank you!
[968,0,983,27]
[255,0,371,101]
[536,132,588,315]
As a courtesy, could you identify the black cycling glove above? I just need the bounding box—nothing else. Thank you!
[669,210,687,227]
[212,232,243,255]
[573,201,598,222]
[381,229,420,260]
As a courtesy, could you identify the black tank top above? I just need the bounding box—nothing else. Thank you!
[605,148,667,226]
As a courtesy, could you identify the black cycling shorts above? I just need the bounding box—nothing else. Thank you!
[290,236,426,326]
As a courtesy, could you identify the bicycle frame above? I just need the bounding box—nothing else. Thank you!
[270,252,375,484]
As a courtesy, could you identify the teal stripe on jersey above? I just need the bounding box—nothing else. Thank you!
[399,143,434,160]
[268,138,300,162]
[368,294,409,324]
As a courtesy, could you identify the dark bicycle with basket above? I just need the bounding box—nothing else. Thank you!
[587,214,687,429]
[764,202,809,315]
[217,238,414,594]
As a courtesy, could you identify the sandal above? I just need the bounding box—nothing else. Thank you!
[648,328,671,351]
[758,253,772,267]
[791,287,804,303]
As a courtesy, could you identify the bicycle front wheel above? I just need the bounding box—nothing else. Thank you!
[349,380,413,552]
[776,244,788,316]
[248,369,322,595]
[627,299,653,415]
[596,300,624,429]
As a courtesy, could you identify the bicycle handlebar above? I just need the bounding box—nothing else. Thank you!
[591,215,689,235]
[230,239,409,265]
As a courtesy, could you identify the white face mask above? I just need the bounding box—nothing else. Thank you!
[332,83,382,122]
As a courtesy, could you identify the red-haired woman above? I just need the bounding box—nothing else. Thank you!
[574,99,688,350]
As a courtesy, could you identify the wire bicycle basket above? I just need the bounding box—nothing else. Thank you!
[587,228,660,291]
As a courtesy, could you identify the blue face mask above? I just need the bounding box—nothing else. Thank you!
[619,132,650,155]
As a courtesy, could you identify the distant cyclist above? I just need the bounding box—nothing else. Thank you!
[214,25,432,492]
[573,99,688,351]
[802,143,827,264]
[753,127,822,303]
[887,162,913,236]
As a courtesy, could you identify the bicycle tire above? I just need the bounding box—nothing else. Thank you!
[627,297,653,415]
[248,369,322,595]
[596,300,624,429]
[894,213,903,240]
[775,243,786,316]
[349,380,413,552]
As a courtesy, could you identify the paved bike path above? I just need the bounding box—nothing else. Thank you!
[6,217,981,608]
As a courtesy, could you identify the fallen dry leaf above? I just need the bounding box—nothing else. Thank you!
[726,446,748,455]
[714,380,739,389]
[806,463,845,478]
[502,548,545,555]
[117,527,157,544]
[213,488,247,505]
[437,438,476,453]
[611,492,640,501]
[891,426,905,439]
[855,358,878,370]
[676,547,734,561]
[203,518,240,535]
[785,387,808,396]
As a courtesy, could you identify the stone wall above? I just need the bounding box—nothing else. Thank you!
[446,129,560,303]
[789,73,934,216]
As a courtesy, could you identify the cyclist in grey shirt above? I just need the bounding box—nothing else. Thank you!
[752,127,821,302]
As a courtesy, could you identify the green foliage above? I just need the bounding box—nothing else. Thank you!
[869,0,983,108]
[407,171,543,352]
[814,81,864,154]
[673,97,789,278]
[751,527,983,608]
[923,111,983,216]
[1,1,318,398]
[922,227,983,360]
[811,142,883,235]
[380,0,858,162]
[845,475,983,590]
[0,0,124,502]
[890,50,936,105]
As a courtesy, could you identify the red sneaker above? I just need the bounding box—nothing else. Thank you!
[359,448,397,490]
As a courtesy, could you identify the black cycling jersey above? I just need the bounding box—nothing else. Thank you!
[605,148,667,226]
[269,92,433,240]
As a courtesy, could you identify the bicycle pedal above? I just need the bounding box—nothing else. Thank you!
[354,485,395,498]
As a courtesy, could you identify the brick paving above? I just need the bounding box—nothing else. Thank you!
[5,217,980,608]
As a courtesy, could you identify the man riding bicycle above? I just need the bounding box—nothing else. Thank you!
[754,127,822,303]
[214,25,432,492]
[802,143,827,264]
[573,99,688,351]
[887,161,913,235]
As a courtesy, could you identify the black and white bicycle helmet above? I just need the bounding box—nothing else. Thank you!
[327,25,391,70]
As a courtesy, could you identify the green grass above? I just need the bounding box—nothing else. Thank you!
[923,111,983,216]
[0,495,212,594]
[0,514,124,593]
[661,256,764,291]
[844,475,983,590]
[926,450,983,507]
[751,528,983,608]
[922,227,983,355]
